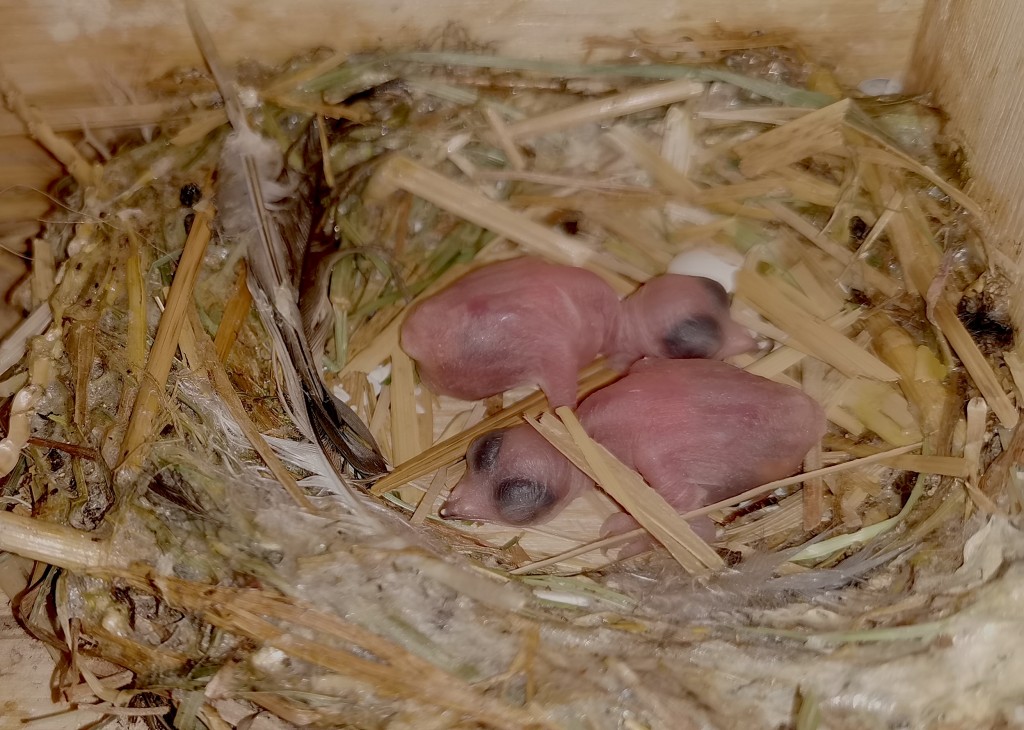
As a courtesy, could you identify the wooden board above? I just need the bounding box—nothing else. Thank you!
[0,0,925,108]
[909,0,1024,324]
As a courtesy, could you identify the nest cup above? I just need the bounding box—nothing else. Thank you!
[2,3,1024,729]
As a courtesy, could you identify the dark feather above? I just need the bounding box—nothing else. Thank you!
[306,389,388,478]
[185,2,387,480]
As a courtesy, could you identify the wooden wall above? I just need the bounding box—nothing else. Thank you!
[910,0,1024,258]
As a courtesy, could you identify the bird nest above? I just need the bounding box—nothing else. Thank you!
[2,19,1024,730]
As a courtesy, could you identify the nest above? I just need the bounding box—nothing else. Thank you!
[3,20,1024,730]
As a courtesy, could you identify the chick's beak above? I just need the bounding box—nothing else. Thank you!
[438,495,470,521]
[438,500,457,520]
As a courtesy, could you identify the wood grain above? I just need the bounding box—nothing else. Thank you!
[908,0,1024,320]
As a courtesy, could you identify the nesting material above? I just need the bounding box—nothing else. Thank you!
[1,25,1023,730]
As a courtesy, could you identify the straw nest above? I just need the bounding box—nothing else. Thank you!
[2,20,1024,730]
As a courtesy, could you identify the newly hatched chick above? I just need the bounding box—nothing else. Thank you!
[401,257,754,407]
[440,359,826,535]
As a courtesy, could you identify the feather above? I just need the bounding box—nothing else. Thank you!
[184,2,386,479]
[298,159,383,372]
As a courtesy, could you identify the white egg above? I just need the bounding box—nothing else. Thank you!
[668,247,744,293]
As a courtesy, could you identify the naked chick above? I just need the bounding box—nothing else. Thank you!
[401,257,754,407]
[440,359,825,536]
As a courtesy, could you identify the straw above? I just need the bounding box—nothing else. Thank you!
[390,350,422,465]
[212,261,252,362]
[370,155,642,291]
[506,78,704,139]
[537,409,724,573]
[736,269,899,381]
[119,210,213,471]
[733,99,852,177]
[0,66,101,189]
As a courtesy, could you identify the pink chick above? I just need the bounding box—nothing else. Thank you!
[401,257,754,408]
[439,359,825,536]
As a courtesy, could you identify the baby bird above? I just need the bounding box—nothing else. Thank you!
[440,359,826,535]
[401,257,754,407]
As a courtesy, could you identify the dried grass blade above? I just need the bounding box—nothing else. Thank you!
[846,141,985,221]
[125,230,147,373]
[213,261,252,362]
[842,190,902,277]
[733,99,851,177]
[368,385,392,461]
[0,304,52,376]
[862,174,1014,424]
[545,408,724,573]
[726,493,804,544]
[775,165,843,207]
[0,66,100,188]
[484,106,526,170]
[67,321,95,431]
[802,359,826,529]
[693,178,790,206]
[932,300,1018,427]
[583,206,672,269]
[866,314,948,436]
[476,169,650,193]
[389,350,421,465]
[607,125,701,199]
[0,512,108,571]
[119,210,213,470]
[29,237,55,306]
[881,454,969,478]
[170,110,228,147]
[736,270,898,381]
[186,307,317,512]
[411,467,448,524]
[506,79,704,139]
[791,263,846,318]
[0,100,190,137]
[884,181,942,295]
[696,107,811,124]
[371,155,640,290]
[761,201,853,264]
[1004,351,1024,402]
[509,529,642,575]
[964,396,988,484]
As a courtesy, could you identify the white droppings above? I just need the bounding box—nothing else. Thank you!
[367,363,392,396]
[858,78,904,96]
[238,87,261,109]
[251,647,290,673]
[115,208,145,222]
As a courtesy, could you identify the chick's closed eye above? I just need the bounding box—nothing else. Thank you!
[468,430,504,473]
[495,477,557,525]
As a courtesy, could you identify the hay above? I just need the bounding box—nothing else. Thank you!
[1,21,1023,730]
